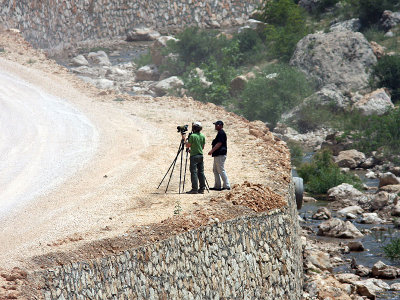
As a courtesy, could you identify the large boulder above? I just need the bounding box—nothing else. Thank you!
[355,279,390,299]
[327,183,367,203]
[372,261,400,279]
[318,218,363,238]
[150,76,184,96]
[290,31,377,91]
[370,191,392,211]
[335,149,366,169]
[379,172,400,188]
[352,88,394,116]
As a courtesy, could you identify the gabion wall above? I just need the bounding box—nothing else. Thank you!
[0,0,262,49]
[38,182,303,300]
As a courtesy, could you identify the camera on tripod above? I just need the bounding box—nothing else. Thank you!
[177,124,188,134]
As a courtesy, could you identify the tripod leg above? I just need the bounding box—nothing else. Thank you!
[165,151,180,193]
[179,142,184,194]
[204,175,210,193]
[157,141,183,189]
[182,149,189,192]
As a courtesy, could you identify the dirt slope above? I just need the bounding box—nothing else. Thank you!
[0,29,291,297]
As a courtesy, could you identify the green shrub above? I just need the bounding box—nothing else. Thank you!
[297,149,363,194]
[383,238,400,261]
[372,55,400,102]
[341,107,400,156]
[164,27,232,73]
[238,64,315,127]
[259,0,308,61]
[182,59,236,105]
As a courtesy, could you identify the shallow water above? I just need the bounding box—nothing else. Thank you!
[299,197,400,299]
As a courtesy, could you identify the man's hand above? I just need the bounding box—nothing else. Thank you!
[208,151,212,155]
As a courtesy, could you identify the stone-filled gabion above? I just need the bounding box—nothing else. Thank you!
[39,183,303,299]
[0,0,262,50]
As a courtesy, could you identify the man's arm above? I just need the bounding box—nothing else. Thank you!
[208,142,222,155]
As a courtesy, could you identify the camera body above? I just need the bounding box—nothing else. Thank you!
[177,124,189,134]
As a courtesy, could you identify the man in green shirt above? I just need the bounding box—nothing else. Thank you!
[183,122,206,194]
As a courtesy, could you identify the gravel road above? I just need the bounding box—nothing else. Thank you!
[0,70,98,216]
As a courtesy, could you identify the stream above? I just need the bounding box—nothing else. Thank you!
[297,167,400,299]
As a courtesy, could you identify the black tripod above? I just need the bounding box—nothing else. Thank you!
[157,138,210,194]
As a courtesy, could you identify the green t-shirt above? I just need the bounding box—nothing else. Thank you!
[188,132,205,156]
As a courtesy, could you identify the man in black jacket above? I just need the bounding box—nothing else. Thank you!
[208,120,231,191]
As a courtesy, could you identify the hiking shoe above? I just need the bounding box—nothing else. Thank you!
[198,189,205,194]
[209,187,222,191]
[186,189,198,194]
[222,187,231,191]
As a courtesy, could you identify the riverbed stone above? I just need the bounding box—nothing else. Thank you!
[317,218,363,238]
[371,261,400,279]
[337,205,363,216]
[347,241,365,252]
[360,213,383,224]
[379,172,400,188]
[327,183,367,204]
[311,207,331,220]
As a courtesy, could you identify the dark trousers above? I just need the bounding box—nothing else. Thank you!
[190,155,206,191]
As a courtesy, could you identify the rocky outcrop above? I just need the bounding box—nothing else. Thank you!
[290,31,377,91]
[352,88,394,116]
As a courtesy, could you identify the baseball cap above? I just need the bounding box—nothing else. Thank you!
[213,120,224,126]
[193,121,202,127]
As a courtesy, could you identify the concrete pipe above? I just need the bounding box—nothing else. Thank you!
[293,176,303,210]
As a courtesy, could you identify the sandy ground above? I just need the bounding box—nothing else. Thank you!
[0,29,291,285]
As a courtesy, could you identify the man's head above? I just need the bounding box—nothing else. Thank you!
[213,120,224,130]
[192,121,202,132]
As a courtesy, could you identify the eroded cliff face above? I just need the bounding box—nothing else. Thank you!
[0,0,261,49]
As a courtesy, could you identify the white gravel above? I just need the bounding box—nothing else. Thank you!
[0,70,98,217]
